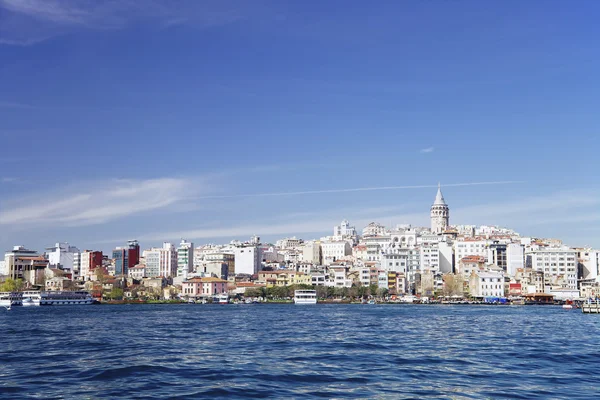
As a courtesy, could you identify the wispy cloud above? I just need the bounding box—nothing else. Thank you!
[0,101,36,109]
[420,147,435,154]
[1,177,19,183]
[0,0,248,46]
[196,181,524,199]
[123,188,600,247]
[0,177,200,227]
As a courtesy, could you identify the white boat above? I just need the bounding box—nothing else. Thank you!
[22,291,41,306]
[39,291,94,305]
[214,293,229,304]
[294,290,317,304]
[0,292,23,307]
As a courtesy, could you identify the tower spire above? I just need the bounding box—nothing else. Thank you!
[434,183,446,205]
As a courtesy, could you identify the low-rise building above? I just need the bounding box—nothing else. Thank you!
[182,277,228,298]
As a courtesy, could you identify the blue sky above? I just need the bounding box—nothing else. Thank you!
[1,0,599,253]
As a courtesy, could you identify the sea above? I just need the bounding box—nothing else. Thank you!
[1,304,599,399]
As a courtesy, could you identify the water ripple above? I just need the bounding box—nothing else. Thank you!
[1,304,599,399]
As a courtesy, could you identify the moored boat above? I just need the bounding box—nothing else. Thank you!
[294,290,317,304]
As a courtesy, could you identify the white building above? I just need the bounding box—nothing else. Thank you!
[46,242,79,273]
[454,239,490,263]
[177,239,194,277]
[129,264,146,280]
[362,222,387,237]
[276,237,303,249]
[360,235,391,262]
[525,247,577,289]
[334,220,356,238]
[430,184,449,234]
[576,249,600,281]
[234,245,261,275]
[470,270,505,298]
[506,243,525,277]
[143,242,177,278]
[321,241,352,265]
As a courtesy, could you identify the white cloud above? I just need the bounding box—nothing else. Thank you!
[0,177,199,227]
[1,177,18,183]
[127,189,600,247]
[0,0,248,46]
[0,101,35,109]
[197,180,522,199]
[420,147,434,154]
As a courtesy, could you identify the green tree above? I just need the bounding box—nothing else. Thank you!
[0,278,24,292]
[244,288,262,298]
[109,288,124,300]
[368,284,379,297]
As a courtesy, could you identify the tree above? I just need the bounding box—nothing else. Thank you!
[315,286,328,299]
[442,274,464,297]
[368,284,379,297]
[244,288,262,298]
[109,288,124,300]
[0,278,24,292]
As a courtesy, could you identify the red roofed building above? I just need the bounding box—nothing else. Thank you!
[182,277,228,298]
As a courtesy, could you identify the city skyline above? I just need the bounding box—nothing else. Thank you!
[1,1,600,251]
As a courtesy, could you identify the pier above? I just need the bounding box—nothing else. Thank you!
[582,302,600,314]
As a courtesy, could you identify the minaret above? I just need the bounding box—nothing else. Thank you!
[430,183,449,234]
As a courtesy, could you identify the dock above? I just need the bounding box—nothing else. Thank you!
[582,301,600,314]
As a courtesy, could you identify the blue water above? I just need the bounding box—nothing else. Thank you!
[1,304,598,399]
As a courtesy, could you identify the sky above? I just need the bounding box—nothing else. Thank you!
[1,0,600,253]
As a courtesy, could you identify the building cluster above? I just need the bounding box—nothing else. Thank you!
[1,185,599,301]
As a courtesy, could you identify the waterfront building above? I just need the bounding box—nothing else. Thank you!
[182,277,228,298]
[469,270,505,298]
[46,276,75,291]
[176,239,194,277]
[80,250,103,281]
[3,246,47,285]
[430,184,449,234]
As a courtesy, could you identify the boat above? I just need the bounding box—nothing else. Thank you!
[39,291,94,305]
[214,293,229,304]
[0,292,23,307]
[294,290,317,304]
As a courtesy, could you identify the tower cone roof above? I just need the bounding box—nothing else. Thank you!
[433,183,446,206]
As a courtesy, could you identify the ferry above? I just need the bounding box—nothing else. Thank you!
[294,290,317,304]
[0,292,22,307]
[1,291,94,306]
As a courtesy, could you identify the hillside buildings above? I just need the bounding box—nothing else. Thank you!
[3,185,599,301]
